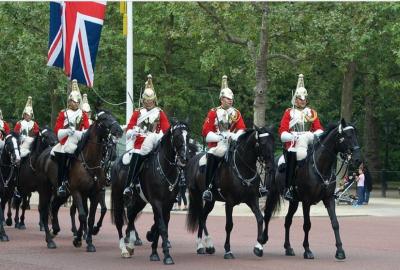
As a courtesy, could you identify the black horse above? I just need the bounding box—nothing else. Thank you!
[36,110,123,251]
[12,127,58,230]
[262,119,362,260]
[0,132,21,241]
[185,126,275,259]
[70,133,117,237]
[111,122,189,264]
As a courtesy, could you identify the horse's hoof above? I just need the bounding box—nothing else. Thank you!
[5,218,12,226]
[126,246,134,255]
[166,240,172,248]
[197,248,206,254]
[134,239,143,246]
[224,252,235,259]
[206,247,215,254]
[1,234,9,242]
[18,224,26,230]
[51,229,59,236]
[146,231,154,242]
[73,238,82,248]
[86,244,96,252]
[150,252,160,261]
[253,247,263,257]
[92,226,100,235]
[47,240,57,249]
[163,256,174,265]
[285,247,295,256]
[14,223,19,229]
[121,251,131,258]
[335,250,346,260]
[304,250,314,259]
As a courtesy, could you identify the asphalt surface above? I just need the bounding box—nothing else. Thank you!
[1,199,400,270]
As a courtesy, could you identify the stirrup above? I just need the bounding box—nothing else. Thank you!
[57,183,67,198]
[14,190,22,200]
[259,186,269,197]
[123,186,133,198]
[202,189,213,202]
[283,188,294,201]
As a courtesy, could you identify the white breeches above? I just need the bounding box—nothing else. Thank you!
[51,133,82,155]
[289,132,314,160]
[207,139,229,158]
[133,132,163,156]
[20,136,34,158]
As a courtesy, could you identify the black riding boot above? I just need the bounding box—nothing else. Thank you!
[56,153,68,198]
[123,153,144,199]
[202,154,221,202]
[284,151,297,201]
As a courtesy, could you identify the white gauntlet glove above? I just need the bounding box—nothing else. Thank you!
[205,131,223,143]
[74,130,84,140]
[126,128,139,140]
[58,128,74,140]
[281,131,299,143]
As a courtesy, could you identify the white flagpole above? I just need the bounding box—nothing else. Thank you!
[126,0,133,150]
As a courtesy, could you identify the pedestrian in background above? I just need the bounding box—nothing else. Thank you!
[363,164,373,204]
[356,167,365,205]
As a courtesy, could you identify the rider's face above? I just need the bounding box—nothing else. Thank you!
[220,97,233,109]
[68,100,80,111]
[143,99,156,110]
[23,113,32,121]
[295,97,307,109]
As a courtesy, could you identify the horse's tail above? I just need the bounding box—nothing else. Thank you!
[266,169,283,216]
[185,156,203,233]
[110,162,127,226]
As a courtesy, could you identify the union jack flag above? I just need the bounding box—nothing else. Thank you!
[47,1,107,88]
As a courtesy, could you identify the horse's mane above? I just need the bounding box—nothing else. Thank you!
[75,124,93,155]
[236,128,256,144]
[317,123,337,141]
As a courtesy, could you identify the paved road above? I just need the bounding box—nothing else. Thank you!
[1,198,400,270]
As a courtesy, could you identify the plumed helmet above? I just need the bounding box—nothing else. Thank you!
[219,75,234,100]
[22,96,34,118]
[68,79,82,103]
[291,74,308,105]
[141,74,157,102]
[81,94,91,112]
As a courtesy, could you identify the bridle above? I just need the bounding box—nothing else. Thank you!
[0,134,20,188]
[312,124,359,186]
[155,124,188,192]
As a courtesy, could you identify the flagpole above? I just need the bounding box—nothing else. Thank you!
[126,0,133,150]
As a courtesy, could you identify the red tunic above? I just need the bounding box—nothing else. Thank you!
[202,107,246,148]
[54,110,90,145]
[0,120,10,140]
[14,121,40,136]
[278,108,323,149]
[127,108,170,150]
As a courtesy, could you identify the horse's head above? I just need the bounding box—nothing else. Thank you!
[336,118,362,168]
[254,125,275,172]
[170,122,190,167]
[2,132,21,167]
[40,127,58,148]
[94,110,123,139]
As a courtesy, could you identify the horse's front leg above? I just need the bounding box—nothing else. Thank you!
[302,202,314,259]
[50,195,67,236]
[152,202,173,265]
[197,200,215,255]
[93,188,107,235]
[72,192,85,248]
[284,200,299,256]
[19,196,29,230]
[13,196,21,229]
[39,187,56,248]
[6,198,12,226]
[223,203,235,259]
[70,203,78,236]
[0,200,9,241]
[323,197,346,260]
[246,197,264,257]
[85,193,99,252]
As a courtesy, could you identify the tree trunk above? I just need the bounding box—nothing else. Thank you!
[253,3,268,128]
[363,75,382,185]
[340,61,356,122]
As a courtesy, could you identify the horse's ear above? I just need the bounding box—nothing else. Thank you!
[341,118,347,127]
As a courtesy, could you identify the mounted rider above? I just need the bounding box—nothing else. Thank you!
[278,74,324,201]
[123,74,170,199]
[14,96,40,158]
[201,75,251,202]
[81,93,93,125]
[52,79,90,197]
[0,108,11,152]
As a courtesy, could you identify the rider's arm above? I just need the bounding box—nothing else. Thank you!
[3,121,10,135]
[159,110,170,134]
[13,121,21,134]
[33,121,40,135]
[279,109,293,142]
